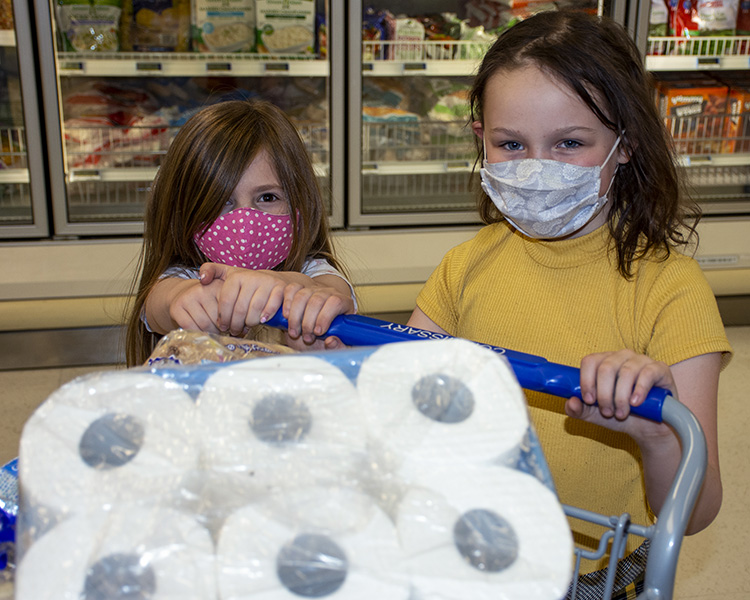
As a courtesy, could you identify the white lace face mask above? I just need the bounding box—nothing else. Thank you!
[480,136,621,239]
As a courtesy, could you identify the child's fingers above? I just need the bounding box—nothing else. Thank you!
[199,262,231,285]
[580,350,674,421]
[282,285,311,339]
[216,281,241,333]
[171,303,220,334]
[312,296,352,337]
[255,290,284,333]
[579,353,605,406]
[323,336,348,351]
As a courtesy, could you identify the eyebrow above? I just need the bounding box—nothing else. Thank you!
[488,125,599,137]
[250,183,284,194]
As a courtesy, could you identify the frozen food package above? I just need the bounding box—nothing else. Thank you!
[362,6,390,60]
[386,16,426,61]
[417,13,461,59]
[120,0,190,52]
[191,0,254,53]
[668,0,700,36]
[662,85,729,154]
[737,0,750,34]
[0,0,13,30]
[55,0,122,52]
[649,0,669,36]
[696,0,739,36]
[465,0,512,30]
[256,0,316,55]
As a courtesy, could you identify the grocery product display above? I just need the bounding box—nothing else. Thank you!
[1,0,750,236]
[0,0,48,237]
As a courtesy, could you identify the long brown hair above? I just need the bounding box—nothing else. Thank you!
[125,99,344,365]
[470,10,700,277]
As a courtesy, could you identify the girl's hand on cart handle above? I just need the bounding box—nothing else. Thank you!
[579,350,676,417]
[566,350,677,435]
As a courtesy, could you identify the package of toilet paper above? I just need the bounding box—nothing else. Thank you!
[14,337,573,600]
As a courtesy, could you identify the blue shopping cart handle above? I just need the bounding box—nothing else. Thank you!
[266,311,668,422]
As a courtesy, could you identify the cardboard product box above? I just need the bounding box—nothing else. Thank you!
[191,0,255,53]
[386,17,426,61]
[662,85,729,155]
[255,0,315,55]
[724,88,750,153]
[724,89,744,152]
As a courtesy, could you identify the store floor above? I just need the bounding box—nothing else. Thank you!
[1,327,748,598]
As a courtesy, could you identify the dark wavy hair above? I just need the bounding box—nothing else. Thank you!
[470,10,700,277]
[125,99,345,366]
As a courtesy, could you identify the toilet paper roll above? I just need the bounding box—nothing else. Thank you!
[396,465,573,600]
[15,505,216,600]
[356,339,529,471]
[196,356,368,495]
[217,487,410,600]
[19,371,200,516]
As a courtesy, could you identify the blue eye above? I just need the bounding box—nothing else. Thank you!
[500,141,524,151]
[560,140,581,149]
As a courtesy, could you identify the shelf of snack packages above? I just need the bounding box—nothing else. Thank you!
[60,119,327,203]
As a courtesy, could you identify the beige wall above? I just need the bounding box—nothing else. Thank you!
[1,219,748,331]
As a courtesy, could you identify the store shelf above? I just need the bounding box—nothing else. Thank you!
[362,160,473,175]
[362,40,487,76]
[647,36,750,71]
[0,29,14,47]
[61,120,328,179]
[0,169,30,184]
[56,52,329,77]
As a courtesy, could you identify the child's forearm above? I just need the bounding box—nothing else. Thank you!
[143,277,201,334]
[640,430,722,535]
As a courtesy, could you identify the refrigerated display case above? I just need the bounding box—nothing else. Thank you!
[32,0,344,236]
[641,7,750,279]
[0,0,49,238]
[347,1,750,232]
[348,2,492,227]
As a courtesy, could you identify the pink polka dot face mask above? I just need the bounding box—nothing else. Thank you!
[194,208,293,270]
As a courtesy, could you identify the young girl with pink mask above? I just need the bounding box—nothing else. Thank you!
[125,100,354,366]
[407,10,732,598]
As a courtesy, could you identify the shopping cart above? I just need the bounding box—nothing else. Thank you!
[267,311,707,600]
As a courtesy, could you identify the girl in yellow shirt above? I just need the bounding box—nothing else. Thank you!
[410,9,732,596]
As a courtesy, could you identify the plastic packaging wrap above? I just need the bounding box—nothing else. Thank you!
[13,337,573,599]
[0,458,18,578]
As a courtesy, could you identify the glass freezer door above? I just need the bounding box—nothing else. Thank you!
[0,0,49,238]
[348,2,489,228]
[34,0,343,237]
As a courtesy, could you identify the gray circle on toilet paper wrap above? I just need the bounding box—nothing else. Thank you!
[276,533,348,597]
[453,508,519,572]
[78,413,145,470]
[411,373,475,423]
[251,393,313,444]
[82,552,156,600]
